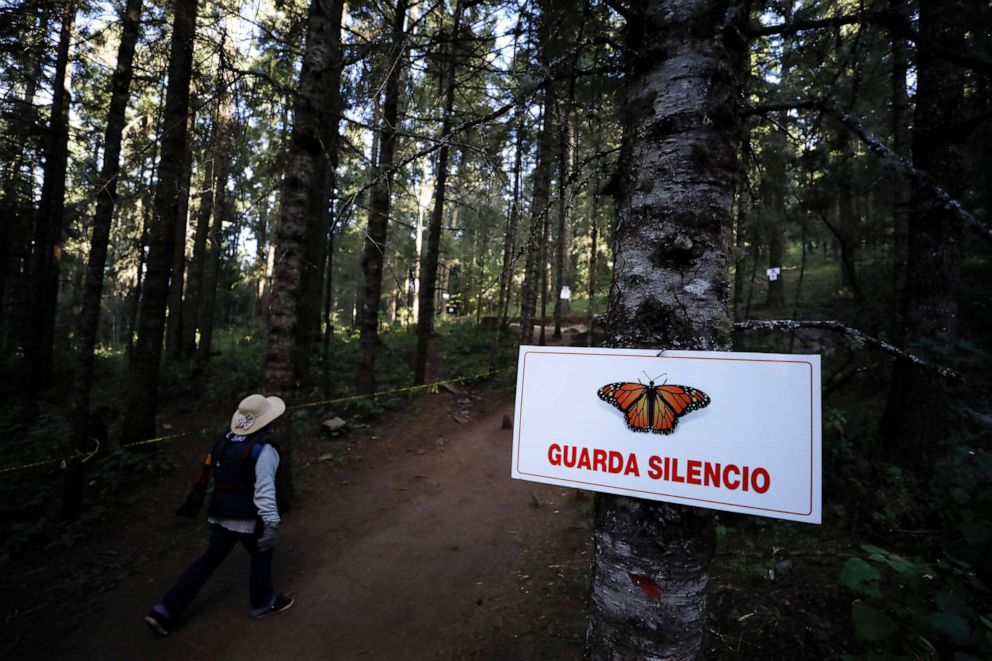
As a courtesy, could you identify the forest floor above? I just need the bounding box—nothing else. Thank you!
[1,329,594,660]
[1,324,856,660]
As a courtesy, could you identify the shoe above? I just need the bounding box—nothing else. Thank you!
[252,593,295,619]
[144,609,173,636]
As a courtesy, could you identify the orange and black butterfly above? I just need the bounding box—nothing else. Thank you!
[598,373,710,435]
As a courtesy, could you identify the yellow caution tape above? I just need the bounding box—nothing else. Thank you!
[0,366,513,475]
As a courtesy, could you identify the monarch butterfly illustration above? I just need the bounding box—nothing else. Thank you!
[597,373,710,435]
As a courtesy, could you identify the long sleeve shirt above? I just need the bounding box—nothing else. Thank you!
[208,444,281,534]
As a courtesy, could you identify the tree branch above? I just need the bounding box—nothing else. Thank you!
[733,319,958,379]
[751,10,992,76]
[745,99,992,244]
[602,0,633,22]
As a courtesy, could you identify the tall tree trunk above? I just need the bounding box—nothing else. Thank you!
[180,118,217,358]
[121,0,199,443]
[414,0,464,385]
[538,198,550,346]
[888,0,911,339]
[25,2,76,394]
[519,88,555,345]
[412,157,431,324]
[64,0,143,521]
[835,132,861,298]
[880,0,966,465]
[195,69,234,370]
[552,109,573,339]
[297,0,346,386]
[496,110,524,340]
[253,195,270,324]
[588,1,746,658]
[357,0,409,395]
[732,199,749,320]
[165,106,195,359]
[264,0,343,393]
[763,129,787,310]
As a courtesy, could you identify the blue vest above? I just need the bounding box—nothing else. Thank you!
[206,431,271,521]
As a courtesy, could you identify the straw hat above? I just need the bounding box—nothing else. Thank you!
[231,394,286,435]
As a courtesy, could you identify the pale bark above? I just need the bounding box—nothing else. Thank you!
[264,0,342,393]
[588,1,746,658]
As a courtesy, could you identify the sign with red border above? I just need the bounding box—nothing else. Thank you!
[510,346,822,524]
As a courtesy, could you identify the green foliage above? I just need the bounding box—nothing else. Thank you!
[930,445,992,582]
[840,543,991,659]
[200,328,266,407]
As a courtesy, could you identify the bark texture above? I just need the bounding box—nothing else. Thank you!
[296,0,346,384]
[121,0,199,442]
[588,1,747,658]
[264,0,343,393]
[357,0,408,395]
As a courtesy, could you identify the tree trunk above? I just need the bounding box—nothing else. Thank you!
[165,106,195,359]
[296,0,346,386]
[588,1,746,658]
[496,110,524,340]
[519,87,555,345]
[766,229,786,308]
[25,2,76,395]
[888,0,911,339]
[834,132,861,298]
[763,127,787,310]
[64,0,143,521]
[414,0,464,385]
[357,0,409,395]
[552,109,573,339]
[180,118,217,358]
[264,0,344,393]
[195,69,234,370]
[880,0,966,465]
[121,0,199,443]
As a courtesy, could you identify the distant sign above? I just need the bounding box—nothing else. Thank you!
[766,267,781,281]
[511,346,822,523]
[560,286,571,300]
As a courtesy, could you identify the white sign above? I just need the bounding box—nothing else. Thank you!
[559,286,571,300]
[511,346,822,523]
[766,267,781,281]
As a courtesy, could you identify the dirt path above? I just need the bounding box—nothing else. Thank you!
[35,393,592,660]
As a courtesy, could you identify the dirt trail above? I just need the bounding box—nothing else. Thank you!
[37,391,591,660]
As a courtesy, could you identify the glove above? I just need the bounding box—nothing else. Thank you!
[257,524,278,552]
[175,483,206,518]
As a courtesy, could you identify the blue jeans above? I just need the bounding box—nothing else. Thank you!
[158,523,275,618]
